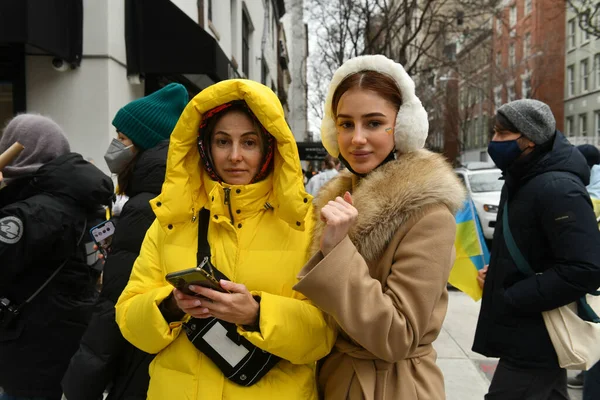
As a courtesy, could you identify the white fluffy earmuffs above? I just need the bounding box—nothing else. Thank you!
[320,55,429,156]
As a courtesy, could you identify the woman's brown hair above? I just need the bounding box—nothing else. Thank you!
[117,151,141,196]
[331,71,403,117]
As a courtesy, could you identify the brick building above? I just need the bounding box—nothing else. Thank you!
[492,0,565,131]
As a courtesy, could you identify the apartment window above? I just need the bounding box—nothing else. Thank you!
[507,83,516,102]
[483,115,490,143]
[596,111,600,144]
[568,18,576,49]
[496,52,502,68]
[566,116,574,137]
[567,65,575,96]
[580,113,588,137]
[509,43,516,67]
[525,0,532,15]
[242,11,250,77]
[496,18,502,36]
[596,54,600,88]
[494,86,503,110]
[509,6,517,27]
[582,15,591,43]
[474,117,479,147]
[261,59,268,85]
[523,33,531,58]
[522,76,531,98]
[582,59,590,92]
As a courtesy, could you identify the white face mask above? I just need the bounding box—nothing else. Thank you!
[103,139,135,174]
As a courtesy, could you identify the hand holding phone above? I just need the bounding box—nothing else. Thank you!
[165,259,228,296]
[89,220,116,259]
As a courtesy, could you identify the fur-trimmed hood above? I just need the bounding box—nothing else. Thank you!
[311,150,465,262]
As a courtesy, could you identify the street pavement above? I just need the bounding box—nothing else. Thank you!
[438,289,583,400]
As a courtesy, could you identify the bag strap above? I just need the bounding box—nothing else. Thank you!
[502,202,535,276]
[17,218,87,312]
[197,208,211,266]
[503,201,600,322]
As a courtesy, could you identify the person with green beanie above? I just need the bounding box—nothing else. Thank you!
[62,83,189,400]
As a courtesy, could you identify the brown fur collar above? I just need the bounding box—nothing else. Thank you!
[311,150,466,262]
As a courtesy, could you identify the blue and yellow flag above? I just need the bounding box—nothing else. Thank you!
[448,199,490,301]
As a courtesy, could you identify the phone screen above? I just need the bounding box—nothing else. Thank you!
[90,221,115,258]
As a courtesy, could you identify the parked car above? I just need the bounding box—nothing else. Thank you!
[455,162,503,240]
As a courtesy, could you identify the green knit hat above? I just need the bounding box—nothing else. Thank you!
[112,83,189,150]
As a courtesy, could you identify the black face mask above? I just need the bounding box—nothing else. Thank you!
[338,150,397,177]
[487,136,525,171]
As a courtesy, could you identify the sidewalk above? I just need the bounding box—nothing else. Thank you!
[437,290,582,400]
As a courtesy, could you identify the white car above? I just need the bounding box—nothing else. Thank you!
[455,164,503,240]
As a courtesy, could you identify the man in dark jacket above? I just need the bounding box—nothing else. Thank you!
[473,99,600,399]
[0,114,114,400]
[62,83,188,400]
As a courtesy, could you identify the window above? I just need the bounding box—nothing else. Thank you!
[509,6,517,27]
[522,76,531,98]
[582,15,591,43]
[596,54,600,88]
[525,0,532,15]
[242,11,250,77]
[474,117,480,147]
[496,17,502,36]
[496,52,502,68]
[568,18,576,49]
[523,33,531,58]
[595,111,600,145]
[261,59,268,85]
[567,65,575,96]
[566,116,574,137]
[509,43,516,66]
[494,86,503,110]
[582,58,590,92]
[580,114,588,137]
[507,83,516,102]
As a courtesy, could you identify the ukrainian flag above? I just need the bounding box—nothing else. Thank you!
[448,199,490,301]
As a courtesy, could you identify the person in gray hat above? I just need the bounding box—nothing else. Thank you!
[473,99,600,399]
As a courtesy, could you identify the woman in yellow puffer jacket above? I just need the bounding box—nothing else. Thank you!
[115,79,336,399]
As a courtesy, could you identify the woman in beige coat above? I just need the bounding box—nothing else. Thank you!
[294,55,466,399]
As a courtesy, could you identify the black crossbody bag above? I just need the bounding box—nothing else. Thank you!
[183,209,281,386]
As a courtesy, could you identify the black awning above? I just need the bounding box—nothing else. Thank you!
[297,142,328,161]
[0,0,83,65]
[126,0,232,82]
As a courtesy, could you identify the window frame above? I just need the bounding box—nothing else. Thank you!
[242,10,250,77]
[582,58,590,92]
[509,5,517,27]
[523,32,531,59]
[568,18,576,49]
[525,0,532,15]
[507,83,516,102]
[595,111,600,145]
[509,43,516,67]
[566,116,574,137]
[580,113,588,137]
[567,65,575,96]
[595,54,600,89]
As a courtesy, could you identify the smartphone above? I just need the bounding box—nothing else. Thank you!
[165,259,228,296]
[89,220,116,258]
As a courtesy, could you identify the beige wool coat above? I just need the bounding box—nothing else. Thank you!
[294,150,466,400]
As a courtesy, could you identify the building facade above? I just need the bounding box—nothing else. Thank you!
[492,0,565,129]
[0,0,304,175]
[564,5,600,146]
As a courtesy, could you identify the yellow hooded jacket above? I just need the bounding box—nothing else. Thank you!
[115,80,336,399]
